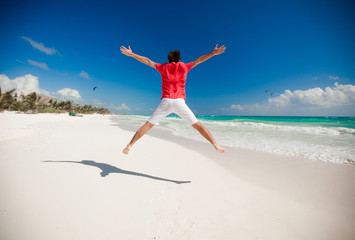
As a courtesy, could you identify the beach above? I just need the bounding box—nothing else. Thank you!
[1,111,355,240]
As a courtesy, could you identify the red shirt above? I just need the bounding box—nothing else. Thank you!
[155,62,193,100]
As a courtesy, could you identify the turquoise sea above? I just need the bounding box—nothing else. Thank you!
[112,115,355,164]
[197,116,355,129]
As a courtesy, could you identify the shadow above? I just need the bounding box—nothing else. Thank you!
[43,160,191,184]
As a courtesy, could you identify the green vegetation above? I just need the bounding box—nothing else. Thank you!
[0,87,110,114]
[37,107,67,114]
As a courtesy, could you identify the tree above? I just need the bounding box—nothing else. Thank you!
[51,100,58,109]
[11,101,23,111]
[24,92,40,113]
[56,101,66,110]
[64,100,73,111]
[0,88,16,110]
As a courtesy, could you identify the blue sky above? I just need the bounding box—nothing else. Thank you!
[0,0,354,116]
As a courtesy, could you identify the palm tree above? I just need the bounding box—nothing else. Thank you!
[11,101,23,111]
[56,101,65,110]
[0,88,16,110]
[73,104,81,113]
[51,100,58,109]
[82,104,90,113]
[0,87,2,110]
[64,100,73,111]
[24,92,40,113]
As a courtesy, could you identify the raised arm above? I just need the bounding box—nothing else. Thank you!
[191,44,226,69]
[120,45,156,69]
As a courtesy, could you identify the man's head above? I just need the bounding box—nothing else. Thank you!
[168,50,181,63]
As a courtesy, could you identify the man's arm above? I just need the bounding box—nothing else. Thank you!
[120,45,156,69]
[191,44,226,69]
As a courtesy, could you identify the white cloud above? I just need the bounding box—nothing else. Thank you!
[27,59,49,70]
[22,36,60,56]
[79,71,90,79]
[92,99,106,106]
[0,74,50,96]
[89,100,130,113]
[110,103,130,111]
[56,88,81,101]
[0,74,81,102]
[230,104,244,110]
[329,75,339,80]
[227,83,355,116]
[268,82,355,108]
[227,103,261,114]
[121,103,130,110]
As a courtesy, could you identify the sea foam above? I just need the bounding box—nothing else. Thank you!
[112,115,355,164]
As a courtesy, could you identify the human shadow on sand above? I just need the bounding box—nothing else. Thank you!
[43,160,190,184]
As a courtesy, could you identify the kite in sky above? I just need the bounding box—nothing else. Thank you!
[265,90,273,96]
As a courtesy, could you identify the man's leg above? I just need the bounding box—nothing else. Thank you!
[192,121,226,153]
[123,121,154,154]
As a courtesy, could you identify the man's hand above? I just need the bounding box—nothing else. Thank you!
[191,44,226,69]
[120,45,133,56]
[120,45,156,69]
[212,44,226,55]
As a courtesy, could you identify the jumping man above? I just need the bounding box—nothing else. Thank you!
[120,44,226,154]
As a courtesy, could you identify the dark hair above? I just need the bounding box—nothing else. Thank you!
[168,50,181,63]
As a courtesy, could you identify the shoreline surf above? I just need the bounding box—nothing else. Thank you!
[111,114,355,164]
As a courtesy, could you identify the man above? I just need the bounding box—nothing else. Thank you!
[120,44,226,154]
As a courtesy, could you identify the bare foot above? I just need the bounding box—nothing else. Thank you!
[215,145,226,153]
[122,145,131,154]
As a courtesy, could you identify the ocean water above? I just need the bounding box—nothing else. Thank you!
[112,115,355,164]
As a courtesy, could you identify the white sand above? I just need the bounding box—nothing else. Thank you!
[1,111,354,240]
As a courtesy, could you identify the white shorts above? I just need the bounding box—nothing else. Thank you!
[148,98,198,125]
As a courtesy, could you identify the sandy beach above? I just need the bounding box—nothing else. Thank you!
[1,111,354,240]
